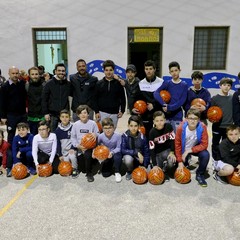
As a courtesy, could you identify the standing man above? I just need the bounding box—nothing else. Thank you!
[70,59,98,121]
[42,63,71,132]
[0,66,27,144]
[94,60,126,128]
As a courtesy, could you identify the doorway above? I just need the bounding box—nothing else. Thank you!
[128,27,162,80]
[32,28,68,75]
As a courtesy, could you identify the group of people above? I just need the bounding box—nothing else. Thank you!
[0,59,239,186]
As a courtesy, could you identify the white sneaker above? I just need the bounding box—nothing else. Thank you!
[115,173,122,183]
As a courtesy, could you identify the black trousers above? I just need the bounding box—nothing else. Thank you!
[37,151,60,174]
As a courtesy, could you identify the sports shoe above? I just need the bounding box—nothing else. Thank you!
[164,173,170,182]
[28,167,37,175]
[125,172,132,180]
[72,169,79,179]
[213,171,227,184]
[86,173,94,182]
[196,174,207,187]
[115,173,122,183]
[6,168,12,177]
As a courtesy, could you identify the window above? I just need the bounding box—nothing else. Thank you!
[193,27,229,70]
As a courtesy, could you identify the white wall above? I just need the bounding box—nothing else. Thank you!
[0,0,240,78]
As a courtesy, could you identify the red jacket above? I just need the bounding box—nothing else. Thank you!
[175,121,208,162]
[0,140,10,168]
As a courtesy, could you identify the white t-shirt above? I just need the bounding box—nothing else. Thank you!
[185,126,198,149]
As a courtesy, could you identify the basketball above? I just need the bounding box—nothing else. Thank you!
[93,145,110,161]
[58,161,73,176]
[96,121,103,133]
[191,98,206,107]
[12,163,28,180]
[227,171,240,186]
[160,90,171,103]
[207,106,223,123]
[174,167,191,184]
[148,166,165,185]
[38,163,53,177]
[132,167,148,184]
[81,133,96,149]
[133,100,147,114]
[139,125,146,135]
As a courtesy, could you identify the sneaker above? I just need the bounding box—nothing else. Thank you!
[28,167,37,175]
[125,172,132,181]
[213,171,227,184]
[86,173,94,182]
[196,174,207,187]
[72,169,79,179]
[115,173,122,183]
[164,173,170,182]
[6,168,12,177]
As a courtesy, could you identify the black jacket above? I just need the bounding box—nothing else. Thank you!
[232,89,240,127]
[42,77,71,116]
[70,73,98,112]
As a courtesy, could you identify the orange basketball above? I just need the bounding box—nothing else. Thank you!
[227,171,240,186]
[191,98,206,107]
[160,90,171,103]
[38,163,53,177]
[134,100,147,114]
[132,167,148,184]
[81,133,96,149]
[12,163,28,180]
[174,167,191,184]
[207,106,223,123]
[96,121,103,133]
[93,145,110,161]
[58,161,73,176]
[148,166,165,185]
[139,125,146,135]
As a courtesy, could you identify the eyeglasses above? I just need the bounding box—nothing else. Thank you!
[187,117,199,121]
[38,128,48,131]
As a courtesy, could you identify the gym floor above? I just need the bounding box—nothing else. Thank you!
[0,113,239,240]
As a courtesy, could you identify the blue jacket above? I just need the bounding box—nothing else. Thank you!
[121,130,150,167]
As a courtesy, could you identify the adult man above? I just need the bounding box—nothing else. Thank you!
[42,63,71,132]
[70,59,98,121]
[94,60,126,128]
[0,66,27,144]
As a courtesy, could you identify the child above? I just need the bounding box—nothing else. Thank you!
[0,130,10,176]
[71,105,99,182]
[154,61,188,133]
[121,115,150,180]
[232,72,240,127]
[211,78,233,169]
[149,111,176,181]
[95,117,122,183]
[12,122,36,175]
[213,125,240,184]
[55,109,78,178]
[32,120,60,174]
[184,71,211,125]
[175,109,209,187]
[26,67,45,135]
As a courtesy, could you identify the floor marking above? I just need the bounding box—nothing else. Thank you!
[0,175,38,217]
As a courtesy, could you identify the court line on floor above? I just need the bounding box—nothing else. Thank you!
[0,174,38,217]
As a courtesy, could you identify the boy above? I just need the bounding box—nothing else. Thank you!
[0,130,10,176]
[12,122,36,175]
[55,109,78,178]
[32,121,60,174]
[94,60,126,128]
[213,125,240,184]
[135,60,164,138]
[119,64,142,114]
[149,111,176,181]
[184,71,211,125]
[211,78,233,173]
[175,109,210,187]
[121,115,150,180]
[71,105,99,182]
[154,61,188,133]
[95,117,122,183]
[232,72,240,127]
[26,67,45,135]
